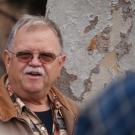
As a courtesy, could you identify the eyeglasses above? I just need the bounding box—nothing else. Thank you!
[8,49,60,64]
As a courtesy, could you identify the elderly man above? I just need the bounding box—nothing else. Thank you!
[0,14,78,135]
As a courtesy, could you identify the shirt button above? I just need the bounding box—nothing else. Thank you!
[41,126,46,131]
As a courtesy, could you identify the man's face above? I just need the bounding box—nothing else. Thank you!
[3,26,66,98]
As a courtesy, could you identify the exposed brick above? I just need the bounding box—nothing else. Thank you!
[87,26,111,54]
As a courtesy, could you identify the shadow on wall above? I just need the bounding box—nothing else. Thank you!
[6,0,48,16]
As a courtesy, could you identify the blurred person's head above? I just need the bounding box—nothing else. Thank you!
[75,71,135,135]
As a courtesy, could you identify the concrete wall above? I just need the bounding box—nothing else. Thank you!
[47,0,135,104]
[0,0,134,104]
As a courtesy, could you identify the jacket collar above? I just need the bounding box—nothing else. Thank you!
[48,87,78,135]
[0,75,17,121]
[0,75,78,135]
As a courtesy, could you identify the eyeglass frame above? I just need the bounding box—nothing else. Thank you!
[7,49,62,64]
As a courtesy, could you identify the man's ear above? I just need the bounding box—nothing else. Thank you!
[2,50,11,73]
[57,54,66,79]
[58,54,66,69]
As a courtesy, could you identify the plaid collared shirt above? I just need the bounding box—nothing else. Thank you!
[75,71,135,135]
[6,82,68,135]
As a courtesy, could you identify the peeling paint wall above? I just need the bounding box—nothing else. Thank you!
[0,0,134,104]
[47,0,135,103]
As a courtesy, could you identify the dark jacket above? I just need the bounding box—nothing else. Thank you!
[0,75,79,135]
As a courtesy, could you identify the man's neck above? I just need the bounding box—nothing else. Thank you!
[22,96,50,112]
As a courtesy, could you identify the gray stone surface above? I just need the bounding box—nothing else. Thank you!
[47,0,135,103]
[0,0,134,104]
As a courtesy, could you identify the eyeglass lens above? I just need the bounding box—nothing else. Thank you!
[15,51,57,63]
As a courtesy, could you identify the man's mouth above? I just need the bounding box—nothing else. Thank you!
[26,71,42,76]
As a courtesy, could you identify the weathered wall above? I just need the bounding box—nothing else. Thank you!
[0,0,134,105]
[47,0,135,104]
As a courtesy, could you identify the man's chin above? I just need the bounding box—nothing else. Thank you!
[23,85,44,93]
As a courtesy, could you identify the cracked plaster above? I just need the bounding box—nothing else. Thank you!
[0,0,134,104]
[47,0,134,103]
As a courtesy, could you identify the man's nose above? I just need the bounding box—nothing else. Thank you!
[29,54,42,66]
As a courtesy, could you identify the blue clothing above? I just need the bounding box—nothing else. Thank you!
[75,72,135,135]
[35,109,53,135]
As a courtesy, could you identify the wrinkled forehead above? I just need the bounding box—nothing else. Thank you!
[13,23,62,53]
